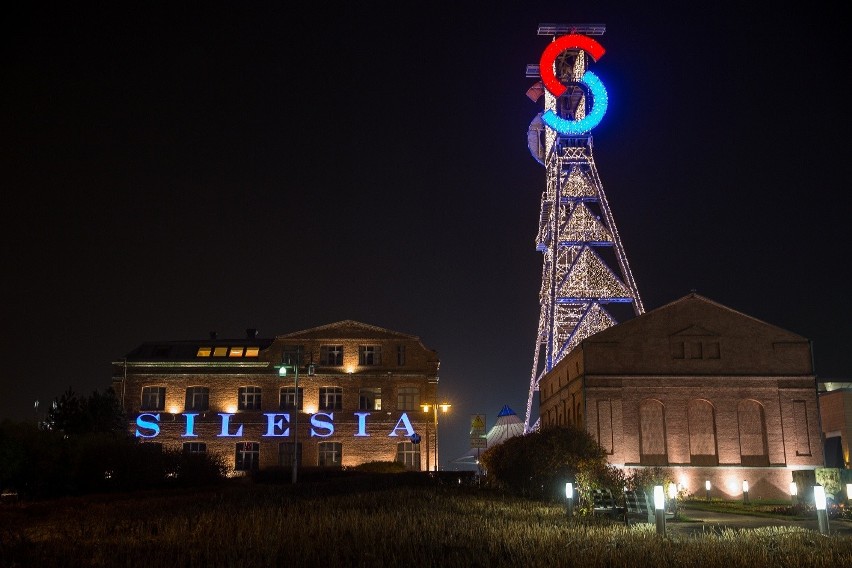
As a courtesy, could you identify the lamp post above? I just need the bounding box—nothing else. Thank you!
[422,402,450,472]
[279,346,314,485]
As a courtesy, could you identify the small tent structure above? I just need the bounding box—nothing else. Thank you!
[452,405,525,467]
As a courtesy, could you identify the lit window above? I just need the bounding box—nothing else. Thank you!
[397,387,420,411]
[213,347,228,357]
[359,345,382,366]
[280,387,304,410]
[245,347,260,357]
[278,442,302,468]
[320,345,343,365]
[229,347,244,357]
[141,386,165,411]
[235,441,260,471]
[185,387,210,412]
[319,387,343,411]
[318,441,342,467]
[238,386,262,410]
[359,387,381,410]
[196,347,212,357]
[396,441,420,470]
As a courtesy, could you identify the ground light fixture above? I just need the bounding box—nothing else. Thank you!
[790,481,798,505]
[565,482,574,518]
[814,485,829,535]
[654,485,665,535]
[705,480,711,501]
[742,480,750,504]
[847,483,852,504]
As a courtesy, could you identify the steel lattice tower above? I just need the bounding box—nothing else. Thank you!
[523,23,644,432]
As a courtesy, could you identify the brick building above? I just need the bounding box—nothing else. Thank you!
[112,320,441,473]
[539,293,824,500]
[818,381,852,469]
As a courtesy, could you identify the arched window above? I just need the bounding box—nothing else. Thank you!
[738,400,768,466]
[639,399,667,465]
[596,399,613,454]
[687,399,718,465]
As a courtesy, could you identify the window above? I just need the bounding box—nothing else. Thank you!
[319,387,343,411]
[318,441,342,467]
[320,345,343,365]
[359,345,382,365]
[185,387,210,412]
[196,347,212,357]
[396,441,420,470]
[283,345,303,366]
[245,346,260,357]
[213,346,228,357]
[183,442,207,454]
[238,386,262,410]
[397,387,420,411]
[279,387,304,410]
[738,400,769,466]
[639,399,667,465]
[359,387,381,410]
[235,441,260,471]
[229,347,244,357]
[687,399,718,466]
[397,345,406,366]
[278,442,302,467]
[141,386,165,411]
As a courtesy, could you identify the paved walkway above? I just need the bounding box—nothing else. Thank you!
[666,505,852,538]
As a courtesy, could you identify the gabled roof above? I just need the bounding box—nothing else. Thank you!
[586,292,808,343]
[277,320,420,341]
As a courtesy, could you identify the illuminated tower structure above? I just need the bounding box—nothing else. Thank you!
[523,23,644,432]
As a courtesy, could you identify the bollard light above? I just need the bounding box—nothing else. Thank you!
[742,480,750,504]
[705,479,711,501]
[790,481,798,506]
[814,485,826,510]
[565,482,574,518]
[814,485,829,535]
[667,483,677,499]
[653,485,666,535]
[847,483,852,503]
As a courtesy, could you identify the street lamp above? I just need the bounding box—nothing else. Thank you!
[279,347,315,484]
[421,402,451,472]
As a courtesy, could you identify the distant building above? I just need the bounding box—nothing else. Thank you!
[112,320,440,474]
[539,293,824,500]
[818,381,852,469]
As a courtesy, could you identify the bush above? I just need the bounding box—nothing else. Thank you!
[480,424,622,503]
[350,461,408,474]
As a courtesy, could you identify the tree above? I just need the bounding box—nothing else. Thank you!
[45,387,125,436]
[480,424,623,501]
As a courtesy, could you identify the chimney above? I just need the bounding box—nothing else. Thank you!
[246,328,258,339]
[209,331,218,340]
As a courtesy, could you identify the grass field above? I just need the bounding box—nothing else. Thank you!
[1,475,850,567]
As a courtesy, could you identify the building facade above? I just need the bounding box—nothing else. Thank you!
[539,293,824,500]
[818,382,852,469]
[113,320,441,474]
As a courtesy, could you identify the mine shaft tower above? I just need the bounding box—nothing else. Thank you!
[524,23,644,432]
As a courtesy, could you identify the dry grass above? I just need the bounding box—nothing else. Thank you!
[1,479,850,567]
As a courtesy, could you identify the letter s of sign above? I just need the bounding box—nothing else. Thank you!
[310,412,334,437]
[135,413,161,438]
[538,34,608,135]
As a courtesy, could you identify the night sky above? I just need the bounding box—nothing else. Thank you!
[3,2,849,469]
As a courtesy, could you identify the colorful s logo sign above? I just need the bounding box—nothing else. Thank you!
[538,34,608,136]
